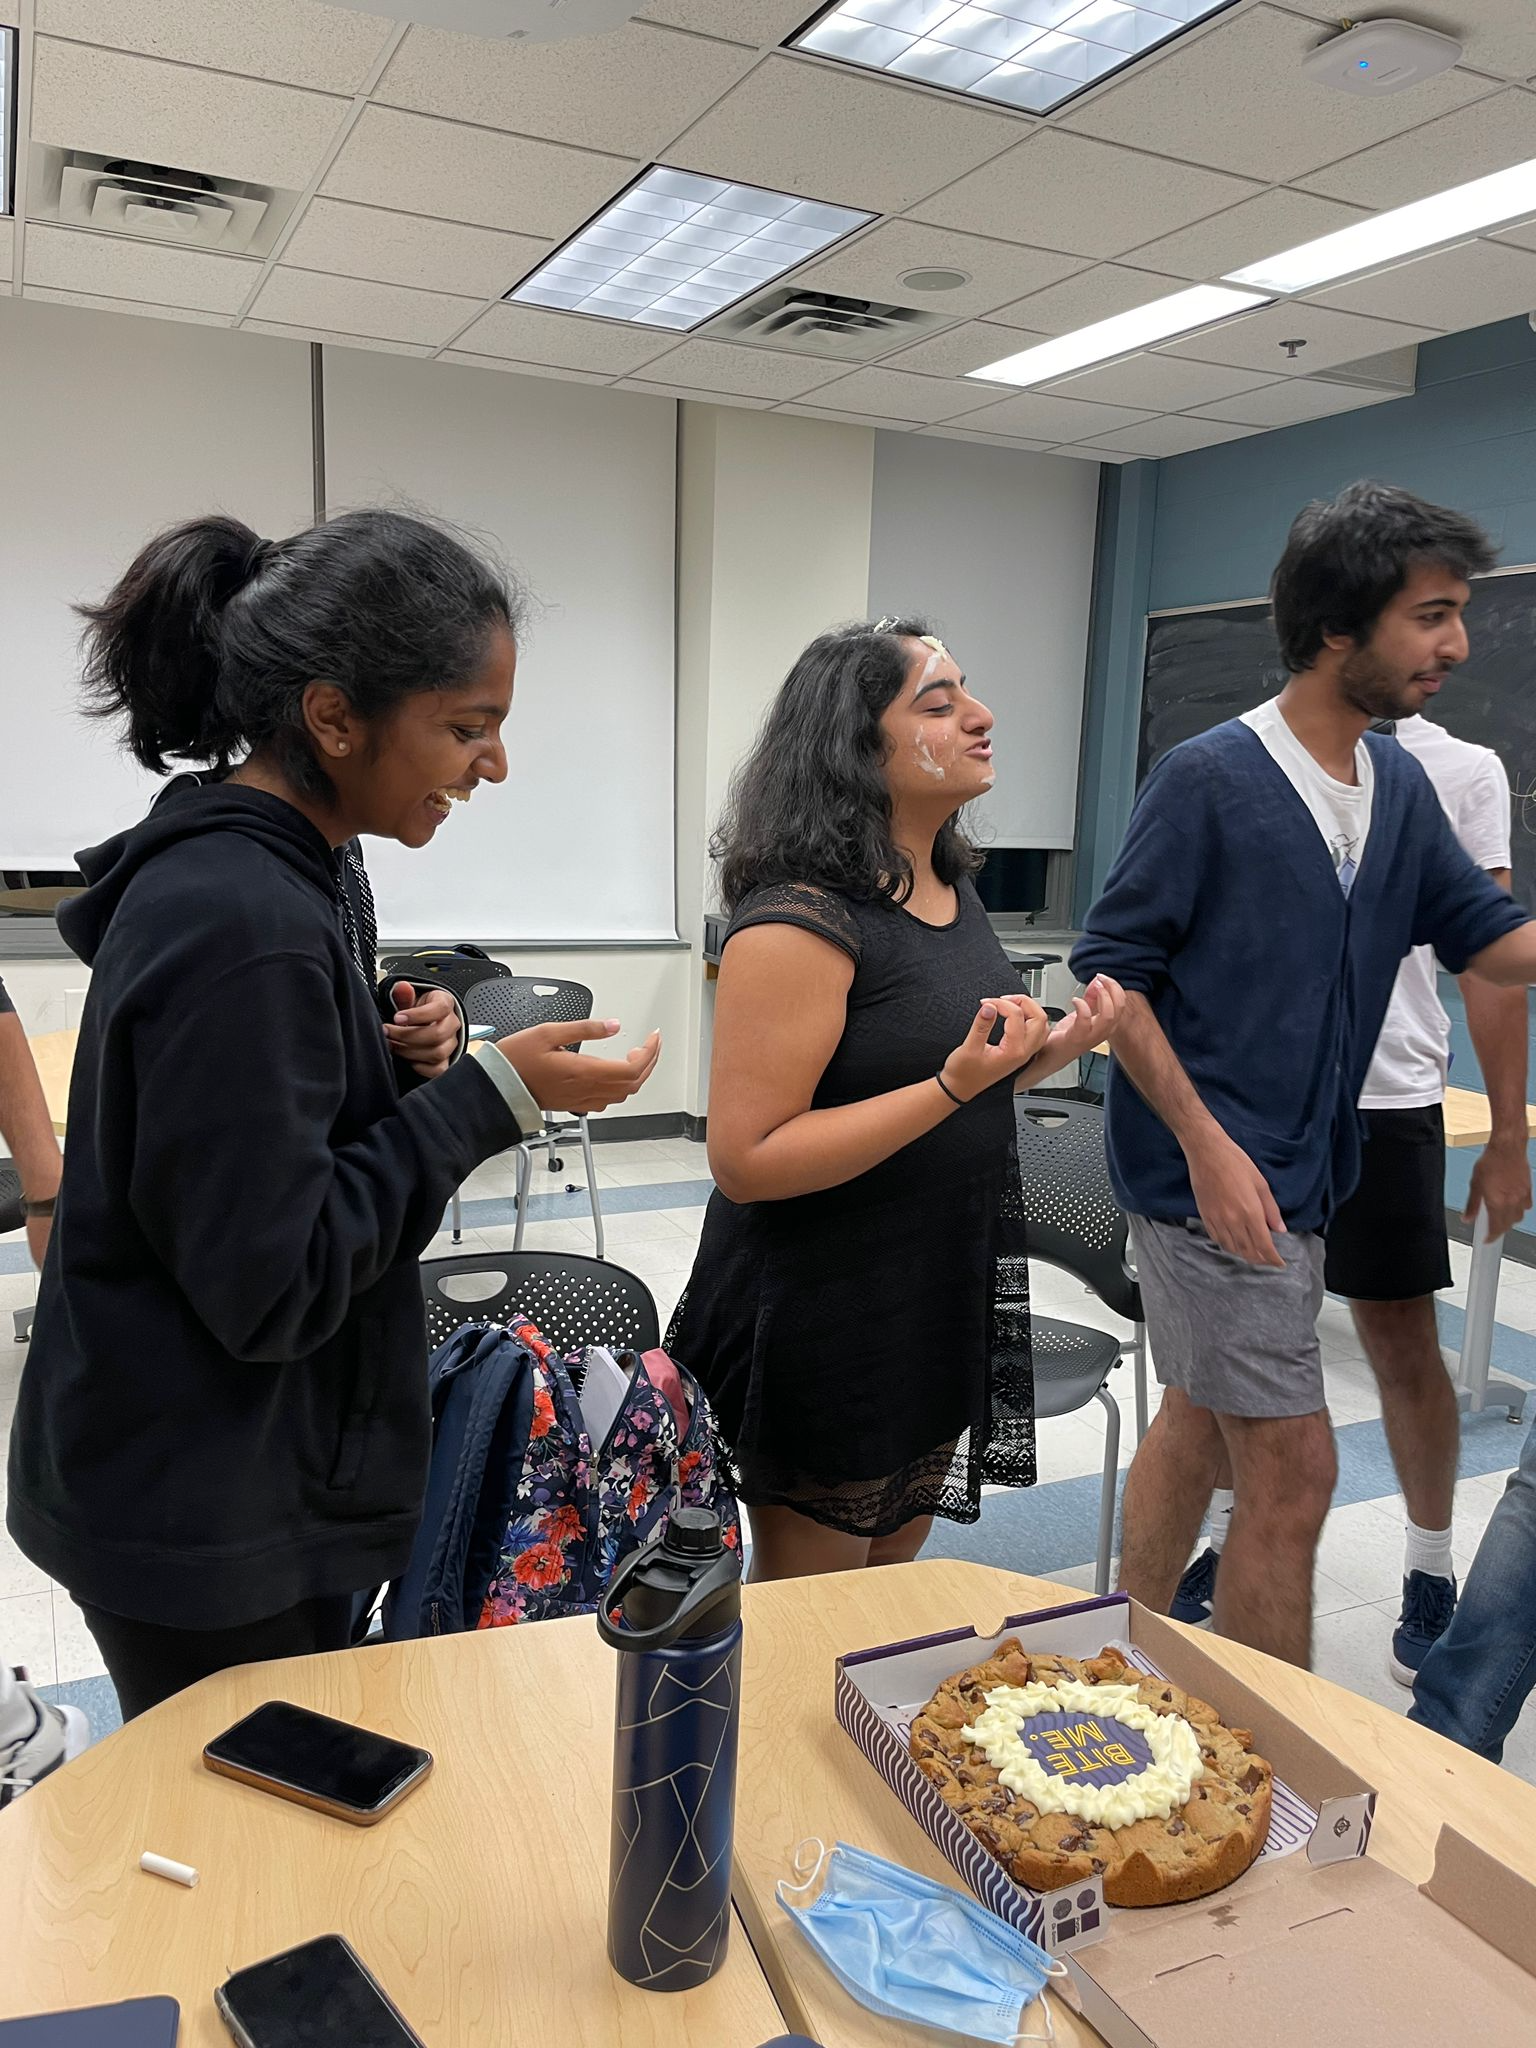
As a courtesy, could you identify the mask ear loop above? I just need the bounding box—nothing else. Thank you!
[1012,1957,1072,2046]
[776,1836,830,1910]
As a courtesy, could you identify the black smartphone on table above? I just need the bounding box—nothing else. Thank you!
[0,2001,179,2046]
[216,1937,424,2048]
[202,1702,431,1825]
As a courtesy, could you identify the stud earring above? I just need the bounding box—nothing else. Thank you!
[337,742,349,754]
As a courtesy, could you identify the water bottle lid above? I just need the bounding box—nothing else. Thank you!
[665,1506,722,1559]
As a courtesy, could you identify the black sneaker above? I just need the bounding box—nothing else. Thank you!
[1170,1547,1219,1626]
[1390,1571,1457,1688]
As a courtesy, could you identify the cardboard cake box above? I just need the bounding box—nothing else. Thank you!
[835,1591,1536,2045]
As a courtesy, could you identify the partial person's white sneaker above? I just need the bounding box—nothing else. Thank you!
[0,1670,89,1807]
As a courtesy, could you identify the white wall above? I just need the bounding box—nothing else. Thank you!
[867,432,1099,850]
[0,296,314,867]
[322,348,679,944]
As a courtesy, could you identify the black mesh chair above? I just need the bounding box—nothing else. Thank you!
[420,1250,660,1355]
[1014,1094,1148,1594]
[451,975,606,1258]
[1,1161,31,1344]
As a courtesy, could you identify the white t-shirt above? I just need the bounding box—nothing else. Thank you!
[1241,696,1374,896]
[1357,715,1512,1108]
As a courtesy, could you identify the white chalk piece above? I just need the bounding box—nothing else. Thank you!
[140,1851,199,1888]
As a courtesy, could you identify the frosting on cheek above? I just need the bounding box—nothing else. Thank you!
[962,1680,1205,1827]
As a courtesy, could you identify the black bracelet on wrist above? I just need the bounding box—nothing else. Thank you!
[934,1071,965,1109]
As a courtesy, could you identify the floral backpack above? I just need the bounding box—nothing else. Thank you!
[382,1315,739,1640]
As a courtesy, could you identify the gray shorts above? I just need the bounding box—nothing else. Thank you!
[1130,1216,1327,1420]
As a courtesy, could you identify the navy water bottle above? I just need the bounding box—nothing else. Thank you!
[597,1505,743,1991]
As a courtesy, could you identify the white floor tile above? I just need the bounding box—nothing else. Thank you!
[595,1210,695,1249]
[51,1591,109,1686]
[598,1156,712,1188]
[0,1589,56,1687]
[0,1537,50,1603]
[1310,1599,1409,1718]
[1315,1500,1413,1604]
[1311,1569,1368,1620]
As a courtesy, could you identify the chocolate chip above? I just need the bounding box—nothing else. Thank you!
[1058,1832,1092,1854]
[1167,1818,1187,1836]
[1240,1765,1265,1793]
[1091,1858,1107,1874]
[1236,1803,1252,1817]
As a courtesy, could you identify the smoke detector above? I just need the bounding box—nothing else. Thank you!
[339,0,640,38]
[1302,18,1462,96]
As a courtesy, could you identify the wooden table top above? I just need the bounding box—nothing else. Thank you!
[0,1618,786,2046]
[730,1560,1536,2048]
[1443,1082,1536,1149]
[26,1028,76,1138]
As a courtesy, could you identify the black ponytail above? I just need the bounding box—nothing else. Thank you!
[79,509,523,798]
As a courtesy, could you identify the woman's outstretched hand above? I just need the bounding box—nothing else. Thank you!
[498,1020,662,1114]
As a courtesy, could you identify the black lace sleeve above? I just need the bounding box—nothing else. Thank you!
[725,881,862,965]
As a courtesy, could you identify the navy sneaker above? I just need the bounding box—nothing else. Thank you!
[1390,1571,1457,1687]
[1170,1547,1219,1626]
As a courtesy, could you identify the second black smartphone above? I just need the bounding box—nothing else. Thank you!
[203,1701,431,1825]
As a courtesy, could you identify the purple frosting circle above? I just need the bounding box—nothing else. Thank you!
[1015,1710,1154,1787]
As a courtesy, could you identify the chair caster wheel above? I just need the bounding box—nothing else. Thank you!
[548,1156,564,1173]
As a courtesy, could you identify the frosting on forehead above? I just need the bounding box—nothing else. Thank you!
[962,1679,1204,1829]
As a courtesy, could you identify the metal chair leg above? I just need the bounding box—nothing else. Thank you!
[512,1143,534,1252]
[578,1115,604,1260]
[450,1188,463,1247]
[1093,1384,1122,1596]
[1132,1327,1149,1444]
[13,1302,34,1344]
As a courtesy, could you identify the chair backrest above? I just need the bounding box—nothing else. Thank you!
[462,975,594,1039]
[378,947,513,1004]
[1012,1094,1140,1322]
[0,1160,23,1236]
[420,1250,660,1355]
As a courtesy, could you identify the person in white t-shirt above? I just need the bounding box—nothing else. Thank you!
[1172,715,1532,1682]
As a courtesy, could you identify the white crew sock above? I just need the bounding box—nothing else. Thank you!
[0,1659,33,1753]
[1204,1488,1235,1554]
[1404,1518,1455,1581]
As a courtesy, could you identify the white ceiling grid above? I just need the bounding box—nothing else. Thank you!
[6,0,1536,462]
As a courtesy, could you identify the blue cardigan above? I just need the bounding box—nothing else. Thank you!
[1071,720,1528,1233]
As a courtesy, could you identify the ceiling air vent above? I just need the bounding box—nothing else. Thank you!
[30,149,296,256]
[706,288,952,361]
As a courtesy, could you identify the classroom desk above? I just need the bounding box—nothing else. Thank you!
[0,1617,788,2046]
[27,1027,76,1140]
[1442,1083,1536,1420]
[730,1559,1536,2048]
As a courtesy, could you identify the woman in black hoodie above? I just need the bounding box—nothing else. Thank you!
[6,510,660,1717]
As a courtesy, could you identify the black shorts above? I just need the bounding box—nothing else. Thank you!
[1324,1103,1451,1301]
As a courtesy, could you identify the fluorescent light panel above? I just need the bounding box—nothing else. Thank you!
[791,0,1235,116]
[509,166,872,330]
[1226,158,1536,295]
[968,282,1269,386]
[1,28,14,218]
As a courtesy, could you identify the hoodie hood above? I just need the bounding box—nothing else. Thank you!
[62,781,339,966]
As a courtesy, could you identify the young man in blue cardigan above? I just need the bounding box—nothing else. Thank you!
[1072,483,1536,1668]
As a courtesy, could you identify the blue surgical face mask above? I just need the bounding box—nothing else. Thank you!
[777,1839,1067,2045]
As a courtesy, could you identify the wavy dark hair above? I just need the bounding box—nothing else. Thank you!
[713,617,984,912]
[78,508,524,801]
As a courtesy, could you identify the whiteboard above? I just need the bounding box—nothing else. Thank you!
[322,351,678,942]
[867,432,1099,850]
[0,296,313,869]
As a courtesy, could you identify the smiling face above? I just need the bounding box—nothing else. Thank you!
[878,634,996,810]
[1327,558,1472,721]
[305,620,516,848]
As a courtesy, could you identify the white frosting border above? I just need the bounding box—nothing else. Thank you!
[962,1678,1205,1828]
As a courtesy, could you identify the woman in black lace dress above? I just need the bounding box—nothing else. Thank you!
[668,619,1124,1579]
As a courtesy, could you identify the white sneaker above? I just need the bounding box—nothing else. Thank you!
[0,1670,89,1808]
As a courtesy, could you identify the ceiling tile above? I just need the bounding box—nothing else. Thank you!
[23,284,228,327]
[450,301,676,373]
[796,364,1000,422]
[1082,416,1257,459]
[376,21,753,157]
[667,53,1021,216]
[30,36,348,191]
[638,0,816,40]
[23,224,258,312]
[911,132,1261,262]
[875,320,1044,378]
[1188,378,1408,428]
[612,378,767,406]
[1062,4,1492,185]
[1043,353,1273,410]
[1124,188,1370,283]
[1284,0,1536,84]
[1492,220,1536,255]
[945,389,1156,443]
[781,219,1084,318]
[628,337,841,399]
[242,319,432,357]
[1299,89,1536,210]
[282,198,547,298]
[915,425,1054,449]
[1160,300,1436,376]
[0,1,16,23]
[250,268,482,345]
[1312,238,1536,332]
[438,351,612,382]
[322,105,638,238]
[1045,443,1132,464]
[0,221,13,286]
[987,263,1187,335]
[774,402,913,429]
[35,0,394,94]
